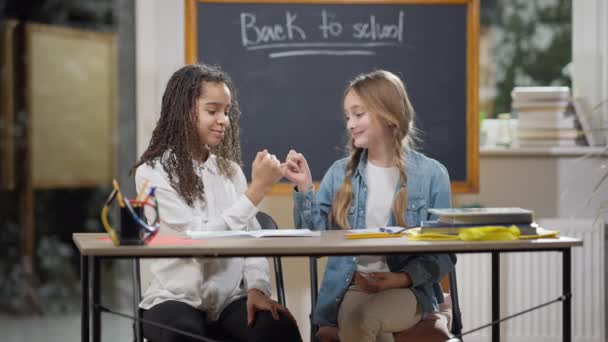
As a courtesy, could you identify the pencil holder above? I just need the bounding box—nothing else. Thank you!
[101,181,160,246]
[119,205,146,245]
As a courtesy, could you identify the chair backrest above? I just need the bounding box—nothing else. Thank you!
[131,211,287,342]
[256,211,278,230]
[308,257,320,342]
[447,269,463,339]
[255,211,286,306]
[132,258,144,342]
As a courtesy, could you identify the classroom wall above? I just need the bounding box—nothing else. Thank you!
[135,1,607,341]
[134,0,608,207]
[572,0,608,146]
[135,0,185,157]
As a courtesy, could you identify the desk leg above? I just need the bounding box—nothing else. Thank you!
[92,257,101,342]
[81,255,89,342]
[309,257,318,342]
[562,249,571,342]
[491,252,500,342]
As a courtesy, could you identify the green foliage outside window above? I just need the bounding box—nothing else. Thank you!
[481,0,572,117]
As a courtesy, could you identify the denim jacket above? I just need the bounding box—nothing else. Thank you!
[293,149,456,326]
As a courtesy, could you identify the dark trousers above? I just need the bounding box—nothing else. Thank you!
[142,299,302,342]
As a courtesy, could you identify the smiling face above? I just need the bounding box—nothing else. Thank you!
[343,89,393,149]
[195,81,232,147]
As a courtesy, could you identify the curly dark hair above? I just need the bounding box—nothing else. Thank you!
[131,64,242,206]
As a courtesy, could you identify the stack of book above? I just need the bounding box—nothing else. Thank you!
[511,86,580,147]
[423,207,537,235]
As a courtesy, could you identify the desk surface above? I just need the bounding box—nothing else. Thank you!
[73,232,582,257]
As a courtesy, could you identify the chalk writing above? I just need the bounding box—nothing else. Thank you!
[239,10,406,58]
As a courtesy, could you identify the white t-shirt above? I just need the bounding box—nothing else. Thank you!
[135,154,271,321]
[357,161,400,274]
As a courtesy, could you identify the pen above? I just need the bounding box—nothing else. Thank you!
[346,233,405,240]
[142,186,156,204]
[136,180,149,202]
[379,227,407,234]
[112,179,126,207]
[101,205,119,245]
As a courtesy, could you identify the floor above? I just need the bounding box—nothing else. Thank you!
[1,259,135,342]
[1,311,132,342]
[1,258,315,342]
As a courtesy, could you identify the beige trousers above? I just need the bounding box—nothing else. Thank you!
[337,285,421,342]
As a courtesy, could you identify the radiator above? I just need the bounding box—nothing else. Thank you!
[455,218,605,342]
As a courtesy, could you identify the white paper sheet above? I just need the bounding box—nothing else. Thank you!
[186,229,320,239]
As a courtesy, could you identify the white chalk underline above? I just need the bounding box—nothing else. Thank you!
[269,50,376,58]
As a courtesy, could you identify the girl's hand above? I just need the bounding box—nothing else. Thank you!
[246,289,296,327]
[247,150,285,204]
[355,271,412,294]
[284,149,313,192]
[316,325,340,342]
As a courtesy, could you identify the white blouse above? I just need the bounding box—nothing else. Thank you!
[135,154,271,321]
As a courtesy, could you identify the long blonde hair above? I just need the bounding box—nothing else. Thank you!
[329,70,417,229]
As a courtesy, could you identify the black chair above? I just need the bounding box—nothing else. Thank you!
[132,258,144,342]
[447,269,463,341]
[132,211,287,342]
[255,211,286,307]
[308,257,463,342]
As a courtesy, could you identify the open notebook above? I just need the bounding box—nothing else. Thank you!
[186,229,320,239]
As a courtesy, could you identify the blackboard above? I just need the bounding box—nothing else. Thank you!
[186,0,479,193]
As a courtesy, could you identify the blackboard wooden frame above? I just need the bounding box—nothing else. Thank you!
[185,0,479,194]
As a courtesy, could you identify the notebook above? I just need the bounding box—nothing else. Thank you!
[186,229,320,239]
